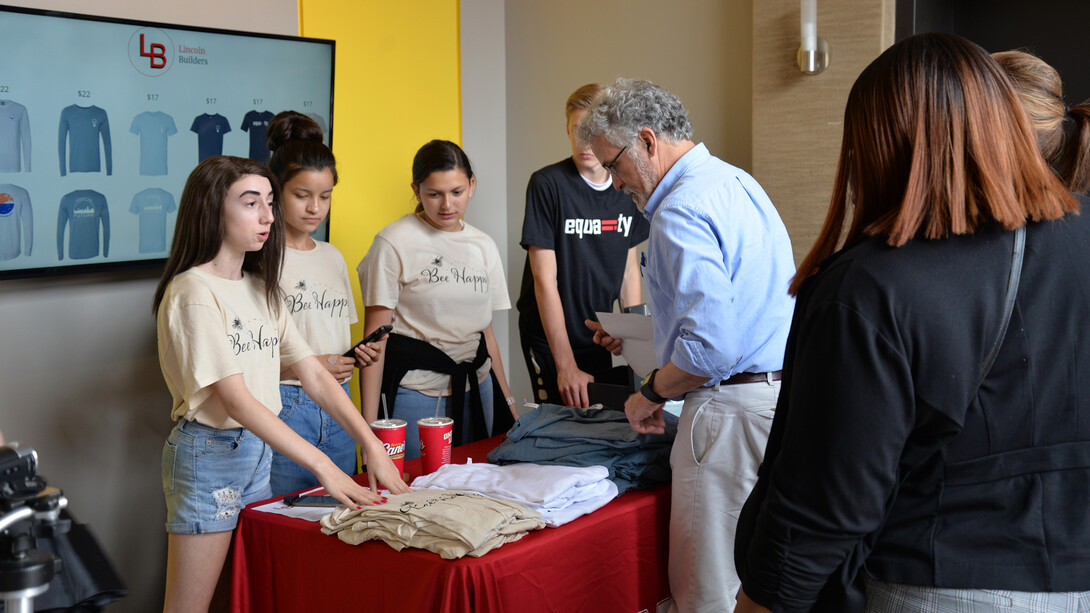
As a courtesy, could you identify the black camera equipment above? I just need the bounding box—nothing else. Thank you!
[0,443,68,613]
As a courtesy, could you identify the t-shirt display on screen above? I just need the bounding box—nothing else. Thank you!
[0,100,31,172]
[58,105,112,176]
[0,7,333,278]
[241,110,274,163]
[130,111,177,176]
[0,184,32,261]
[57,189,109,260]
[190,113,231,162]
[306,113,328,146]
[129,188,176,253]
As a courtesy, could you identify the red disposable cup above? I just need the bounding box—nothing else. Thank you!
[370,418,407,476]
[417,416,454,475]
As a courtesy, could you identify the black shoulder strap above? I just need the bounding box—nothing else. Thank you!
[978,225,1025,383]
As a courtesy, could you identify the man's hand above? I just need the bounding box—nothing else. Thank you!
[624,391,666,434]
[557,366,595,408]
[585,319,623,355]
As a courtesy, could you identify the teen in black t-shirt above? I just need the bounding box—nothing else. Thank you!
[517,84,649,408]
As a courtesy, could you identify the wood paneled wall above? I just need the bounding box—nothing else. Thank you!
[752,0,895,264]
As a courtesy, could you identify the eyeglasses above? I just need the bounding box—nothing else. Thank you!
[602,145,628,176]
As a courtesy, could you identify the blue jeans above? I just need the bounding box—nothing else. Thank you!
[161,419,272,534]
[394,382,493,460]
[270,381,356,496]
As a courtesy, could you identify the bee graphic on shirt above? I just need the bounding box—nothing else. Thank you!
[232,318,243,330]
[432,256,443,267]
[295,280,307,291]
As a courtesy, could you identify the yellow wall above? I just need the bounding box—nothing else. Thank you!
[299,0,463,404]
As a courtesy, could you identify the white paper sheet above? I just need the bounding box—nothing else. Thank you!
[594,312,657,378]
[254,486,336,522]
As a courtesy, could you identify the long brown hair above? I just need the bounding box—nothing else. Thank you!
[993,50,1090,195]
[791,33,1078,295]
[153,156,284,314]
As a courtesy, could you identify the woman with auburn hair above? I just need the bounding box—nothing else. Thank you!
[734,33,1090,612]
[993,49,1090,195]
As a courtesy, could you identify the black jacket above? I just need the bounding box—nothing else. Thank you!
[737,197,1090,612]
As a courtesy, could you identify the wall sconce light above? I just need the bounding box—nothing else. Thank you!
[797,0,829,75]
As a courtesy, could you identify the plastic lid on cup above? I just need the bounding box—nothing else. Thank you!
[371,418,407,428]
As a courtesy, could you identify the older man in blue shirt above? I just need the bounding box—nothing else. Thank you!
[579,78,795,613]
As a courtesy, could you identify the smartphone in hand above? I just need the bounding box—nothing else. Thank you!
[343,324,393,357]
[283,494,341,507]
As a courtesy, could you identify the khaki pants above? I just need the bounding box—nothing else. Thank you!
[669,380,779,613]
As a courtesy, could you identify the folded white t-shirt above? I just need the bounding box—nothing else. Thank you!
[411,462,618,527]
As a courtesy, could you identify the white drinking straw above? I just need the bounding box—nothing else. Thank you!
[381,393,389,421]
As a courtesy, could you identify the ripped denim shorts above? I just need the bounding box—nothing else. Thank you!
[162,419,272,534]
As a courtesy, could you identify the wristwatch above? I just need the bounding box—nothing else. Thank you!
[639,369,668,404]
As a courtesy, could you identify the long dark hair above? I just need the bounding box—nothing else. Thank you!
[411,140,474,213]
[153,156,284,314]
[266,110,338,187]
[791,32,1077,295]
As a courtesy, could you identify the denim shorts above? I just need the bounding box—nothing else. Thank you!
[161,419,272,534]
[270,381,356,496]
[394,383,493,460]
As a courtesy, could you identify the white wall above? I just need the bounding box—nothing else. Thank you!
[0,3,296,611]
[501,0,755,403]
[460,0,514,404]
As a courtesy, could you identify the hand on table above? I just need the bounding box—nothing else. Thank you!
[363,440,411,495]
[313,463,387,509]
[624,391,666,435]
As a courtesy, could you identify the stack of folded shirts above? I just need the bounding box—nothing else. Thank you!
[486,404,676,494]
[319,490,545,559]
[411,462,618,527]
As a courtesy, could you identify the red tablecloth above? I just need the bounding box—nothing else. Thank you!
[230,436,671,612]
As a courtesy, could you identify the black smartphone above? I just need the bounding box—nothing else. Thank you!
[283,494,342,507]
[343,324,393,357]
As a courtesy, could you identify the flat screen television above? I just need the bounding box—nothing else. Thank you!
[0,4,334,280]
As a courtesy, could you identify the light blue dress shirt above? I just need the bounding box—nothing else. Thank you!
[642,143,795,382]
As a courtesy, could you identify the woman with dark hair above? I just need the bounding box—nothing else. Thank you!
[993,49,1090,195]
[357,140,516,460]
[734,33,1090,612]
[154,156,408,612]
[264,111,385,496]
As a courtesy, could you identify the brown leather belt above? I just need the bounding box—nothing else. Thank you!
[720,370,783,385]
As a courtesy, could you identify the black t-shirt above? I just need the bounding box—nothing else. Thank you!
[517,157,649,354]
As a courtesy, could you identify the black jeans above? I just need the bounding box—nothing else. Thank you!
[518,319,620,405]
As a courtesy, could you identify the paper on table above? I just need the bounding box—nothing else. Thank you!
[594,312,657,378]
[254,485,393,522]
[255,486,334,522]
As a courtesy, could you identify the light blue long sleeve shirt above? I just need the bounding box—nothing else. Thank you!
[642,143,795,382]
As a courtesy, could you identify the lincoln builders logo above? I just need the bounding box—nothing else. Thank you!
[128,27,175,76]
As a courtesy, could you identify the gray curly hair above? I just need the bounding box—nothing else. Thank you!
[575,78,694,148]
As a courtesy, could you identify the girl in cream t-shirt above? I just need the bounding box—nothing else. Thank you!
[358,139,516,460]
